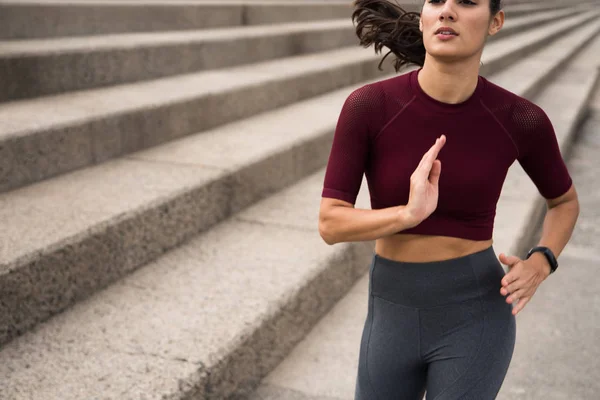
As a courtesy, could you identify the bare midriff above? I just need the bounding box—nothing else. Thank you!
[375,233,494,263]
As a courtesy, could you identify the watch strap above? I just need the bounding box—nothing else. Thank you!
[526,246,558,274]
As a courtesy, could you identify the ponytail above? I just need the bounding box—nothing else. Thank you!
[352,0,424,72]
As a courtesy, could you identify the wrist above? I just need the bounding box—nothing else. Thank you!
[397,205,419,230]
[530,252,552,279]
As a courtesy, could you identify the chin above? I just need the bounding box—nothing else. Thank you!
[425,45,476,62]
[426,50,465,63]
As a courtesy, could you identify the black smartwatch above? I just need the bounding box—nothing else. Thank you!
[526,246,558,275]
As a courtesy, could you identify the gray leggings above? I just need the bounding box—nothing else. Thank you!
[355,245,516,400]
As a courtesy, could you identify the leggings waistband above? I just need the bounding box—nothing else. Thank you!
[369,245,506,308]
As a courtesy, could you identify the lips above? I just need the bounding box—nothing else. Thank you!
[435,27,458,35]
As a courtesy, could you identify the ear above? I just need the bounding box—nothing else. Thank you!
[488,10,504,36]
[419,18,423,32]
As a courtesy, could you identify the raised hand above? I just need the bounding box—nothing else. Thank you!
[406,135,446,224]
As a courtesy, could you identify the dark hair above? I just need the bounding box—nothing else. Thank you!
[352,0,503,72]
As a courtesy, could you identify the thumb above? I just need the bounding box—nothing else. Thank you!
[499,253,521,267]
[429,160,441,186]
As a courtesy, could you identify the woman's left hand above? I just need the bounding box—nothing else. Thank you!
[498,252,551,316]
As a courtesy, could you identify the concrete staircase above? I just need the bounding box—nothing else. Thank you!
[0,1,599,399]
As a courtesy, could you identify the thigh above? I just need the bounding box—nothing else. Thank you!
[355,293,427,400]
[423,291,516,400]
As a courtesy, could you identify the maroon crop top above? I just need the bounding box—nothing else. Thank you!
[321,67,573,241]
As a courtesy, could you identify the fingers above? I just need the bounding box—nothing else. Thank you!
[511,296,530,315]
[499,253,521,269]
[497,252,543,316]
[499,254,523,295]
[501,270,519,294]
[431,134,446,158]
[499,253,519,265]
[417,135,446,175]
[427,135,446,166]
[429,159,442,185]
[417,145,431,170]
[504,286,524,303]
[419,135,445,167]
[500,278,520,296]
[500,284,514,296]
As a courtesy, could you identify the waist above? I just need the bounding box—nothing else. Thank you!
[375,233,494,262]
[369,245,505,308]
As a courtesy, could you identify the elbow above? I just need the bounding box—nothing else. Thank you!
[571,198,581,224]
[318,216,338,245]
[572,198,581,216]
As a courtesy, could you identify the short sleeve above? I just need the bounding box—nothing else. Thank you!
[516,102,573,199]
[322,84,382,204]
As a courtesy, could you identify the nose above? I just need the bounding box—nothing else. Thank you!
[439,2,457,21]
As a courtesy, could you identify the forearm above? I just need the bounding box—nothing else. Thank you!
[530,199,580,276]
[319,205,416,244]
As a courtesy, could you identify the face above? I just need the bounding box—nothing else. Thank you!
[419,0,504,62]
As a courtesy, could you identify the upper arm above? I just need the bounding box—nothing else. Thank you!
[515,102,573,201]
[319,197,354,218]
[318,197,354,243]
[546,182,578,209]
[321,84,382,205]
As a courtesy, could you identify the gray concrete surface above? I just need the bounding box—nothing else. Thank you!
[1,6,586,102]
[0,45,385,193]
[0,0,363,39]
[0,71,386,347]
[0,171,375,400]
[0,20,361,102]
[1,8,595,191]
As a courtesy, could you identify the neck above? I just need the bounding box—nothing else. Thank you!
[417,56,482,104]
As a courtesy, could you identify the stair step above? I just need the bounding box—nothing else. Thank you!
[1,10,597,194]
[487,14,600,100]
[0,1,585,40]
[503,0,594,17]
[0,169,374,400]
[479,9,599,75]
[0,72,388,347]
[0,19,360,102]
[0,0,364,39]
[0,4,588,103]
[0,46,386,194]
[492,5,594,41]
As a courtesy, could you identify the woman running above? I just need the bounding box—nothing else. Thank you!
[318,0,580,398]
